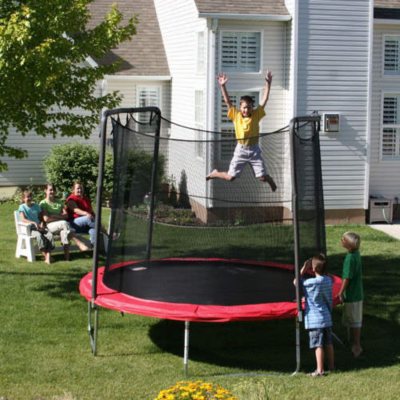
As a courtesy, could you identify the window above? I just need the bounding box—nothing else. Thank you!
[195,90,205,158]
[221,31,261,72]
[382,95,400,159]
[196,31,206,75]
[219,92,258,160]
[384,36,400,75]
[137,87,160,131]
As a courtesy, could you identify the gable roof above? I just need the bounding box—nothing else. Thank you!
[193,0,289,19]
[88,0,170,76]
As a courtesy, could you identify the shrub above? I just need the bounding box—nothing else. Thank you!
[44,143,99,200]
[109,149,165,206]
[155,381,237,400]
[44,143,165,206]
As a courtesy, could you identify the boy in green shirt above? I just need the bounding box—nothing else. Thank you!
[337,231,364,358]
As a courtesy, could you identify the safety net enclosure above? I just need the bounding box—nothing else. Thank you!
[79,107,341,369]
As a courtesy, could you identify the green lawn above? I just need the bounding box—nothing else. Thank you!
[1,201,399,399]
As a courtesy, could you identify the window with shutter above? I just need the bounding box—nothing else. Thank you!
[137,87,160,132]
[219,92,259,160]
[195,90,205,159]
[221,32,261,72]
[384,36,400,75]
[382,95,400,159]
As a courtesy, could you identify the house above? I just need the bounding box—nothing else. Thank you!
[1,0,400,224]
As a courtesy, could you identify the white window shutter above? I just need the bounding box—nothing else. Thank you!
[382,95,400,159]
[221,32,260,72]
[384,37,400,74]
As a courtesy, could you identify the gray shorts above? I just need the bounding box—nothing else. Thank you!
[308,327,333,349]
[342,301,363,328]
[228,143,267,178]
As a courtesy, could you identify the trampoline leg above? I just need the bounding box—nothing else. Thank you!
[183,321,190,377]
[292,317,301,376]
[88,302,99,356]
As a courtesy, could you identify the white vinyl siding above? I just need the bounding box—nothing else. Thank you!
[196,31,206,75]
[370,23,400,199]
[154,0,208,206]
[221,31,261,72]
[219,92,258,160]
[195,90,205,159]
[296,0,370,210]
[384,36,400,75]
[382,95,400,159]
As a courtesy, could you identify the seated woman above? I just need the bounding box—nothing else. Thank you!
[66,181,98,248]
[18,190,54,264]
[40,183,91,260]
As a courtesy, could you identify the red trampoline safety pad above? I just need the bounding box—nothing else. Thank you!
[79,261,342,323]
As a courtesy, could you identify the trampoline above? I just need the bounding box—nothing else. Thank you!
[80,258,341,322]
[80,106,340,374]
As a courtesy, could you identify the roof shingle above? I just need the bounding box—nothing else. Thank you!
[193,0,289,16]
[89,1,170,76]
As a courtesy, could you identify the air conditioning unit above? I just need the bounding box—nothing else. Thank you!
[369,198,393,224]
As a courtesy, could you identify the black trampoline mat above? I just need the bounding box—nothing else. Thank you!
[103,259,296,306]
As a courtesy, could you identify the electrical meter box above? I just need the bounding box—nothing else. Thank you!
[323,113,340,133]
[369,198,393,224]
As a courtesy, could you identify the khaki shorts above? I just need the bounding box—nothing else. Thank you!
[228,143,267,178]
[342,301,363,328]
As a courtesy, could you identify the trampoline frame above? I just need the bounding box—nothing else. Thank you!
[85,107,325,376]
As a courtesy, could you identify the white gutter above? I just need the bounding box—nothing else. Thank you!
[199,13,291,22]
[364,1,374,210]
[104,75,172,81]
[205,18,218,209]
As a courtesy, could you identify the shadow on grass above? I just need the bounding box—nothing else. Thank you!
[148,311,400,373]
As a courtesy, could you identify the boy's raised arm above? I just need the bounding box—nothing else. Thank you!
[260,70,273,109]
[217,73,232,109]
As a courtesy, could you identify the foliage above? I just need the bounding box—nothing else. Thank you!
[43,143,165,204]
[12,183,46,204]
[43,142,100,200]
[112,149,165,206]
[155,381,237,400]
[0,0,137,171]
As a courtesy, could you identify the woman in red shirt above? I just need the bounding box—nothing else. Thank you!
[66,182,97,248]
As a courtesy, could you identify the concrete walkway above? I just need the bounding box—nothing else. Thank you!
[369,221,400,240]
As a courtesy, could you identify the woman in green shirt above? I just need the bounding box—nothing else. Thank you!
[40,184,90,260]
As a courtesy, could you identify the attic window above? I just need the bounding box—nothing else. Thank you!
[221,32,261,72]
[382,95,400,159]
[384,36,400,75]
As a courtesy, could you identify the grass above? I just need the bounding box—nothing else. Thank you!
[1,201,399,399]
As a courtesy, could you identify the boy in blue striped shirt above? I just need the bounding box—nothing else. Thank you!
[294,254,334,376]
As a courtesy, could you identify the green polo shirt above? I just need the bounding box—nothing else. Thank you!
[342,250,364,302]
[39,199,64,216]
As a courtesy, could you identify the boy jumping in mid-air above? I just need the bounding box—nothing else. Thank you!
[206,71,277,192]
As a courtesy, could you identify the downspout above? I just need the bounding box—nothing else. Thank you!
[292,0,299,119]
[292,0,301,376]
[364,0,374,210]
[206,18,218,209]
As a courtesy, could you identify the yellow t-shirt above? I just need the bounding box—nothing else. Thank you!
[228,106,266,146]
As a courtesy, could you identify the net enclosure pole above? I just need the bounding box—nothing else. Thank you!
[145,108,162,261]
[290,117,302,374]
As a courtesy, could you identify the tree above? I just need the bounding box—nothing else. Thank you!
[0,0,137,171]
